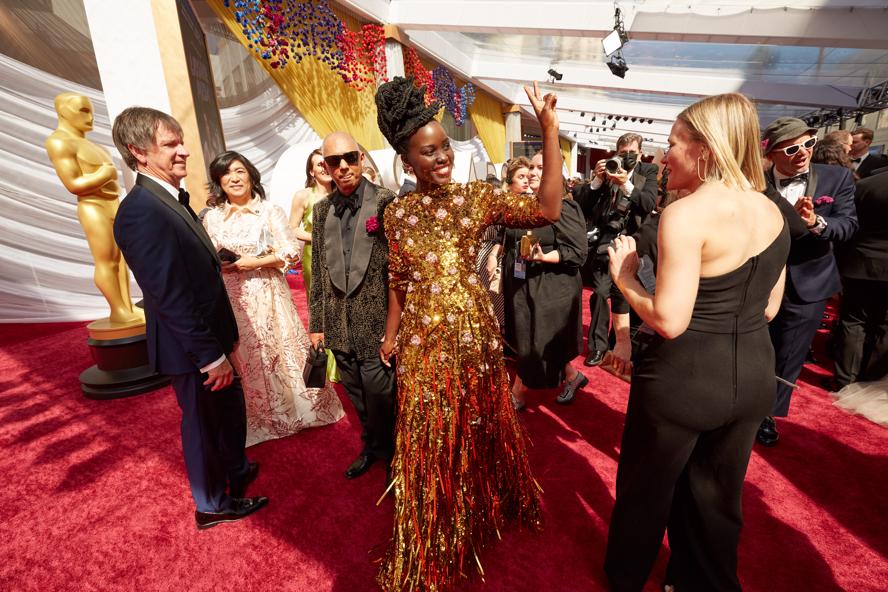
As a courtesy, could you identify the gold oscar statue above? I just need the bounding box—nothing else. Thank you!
[45,93,165,399]
[45,92,144,334]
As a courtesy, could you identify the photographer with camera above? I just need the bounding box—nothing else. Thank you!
[574,133,658,367]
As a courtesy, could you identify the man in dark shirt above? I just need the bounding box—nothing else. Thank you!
[573,133,658,367]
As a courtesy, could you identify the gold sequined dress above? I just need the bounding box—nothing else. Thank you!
[378,181,545,591]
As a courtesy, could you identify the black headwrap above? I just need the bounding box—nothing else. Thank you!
[375,76,442,154]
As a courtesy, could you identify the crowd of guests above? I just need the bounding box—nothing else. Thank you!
[106,77,886,591]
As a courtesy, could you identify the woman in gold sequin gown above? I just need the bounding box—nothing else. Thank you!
[374,79,564,591]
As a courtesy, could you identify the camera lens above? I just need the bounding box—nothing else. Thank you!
[605,157,622,173]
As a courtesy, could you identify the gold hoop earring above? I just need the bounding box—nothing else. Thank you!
[696,156,707,182]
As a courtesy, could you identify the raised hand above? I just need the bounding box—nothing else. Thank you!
[524,81,559,132]
[794,196,816,227]
[608,235,640,287]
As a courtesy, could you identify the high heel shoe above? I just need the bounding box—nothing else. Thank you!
[556,372,588,404]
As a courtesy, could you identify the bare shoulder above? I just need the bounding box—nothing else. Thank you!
[290,188,311,207]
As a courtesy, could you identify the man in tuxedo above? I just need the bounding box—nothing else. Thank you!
[111,107,266,528]
[757,117,858,446]
[309,132,397,482]
[850,127,888,179]
[832,170,888,388]
[574,133,658,367]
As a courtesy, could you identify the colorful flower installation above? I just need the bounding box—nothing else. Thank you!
[404,47,435,104]
[223,0,386,90]
[404,49,475,126]
[223,0,473,121]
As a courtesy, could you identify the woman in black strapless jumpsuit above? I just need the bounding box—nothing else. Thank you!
[603,93,791,592]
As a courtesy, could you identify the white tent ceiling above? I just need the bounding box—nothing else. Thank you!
[339,0,888,150]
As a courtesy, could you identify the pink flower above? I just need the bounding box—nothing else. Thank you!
[814,195,834,206]
[365,216,380,234]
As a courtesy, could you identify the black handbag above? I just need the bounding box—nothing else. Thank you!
[303,342,328,388]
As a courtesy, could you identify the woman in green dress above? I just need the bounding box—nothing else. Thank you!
[289,149,334,297]
[290,149,338,381]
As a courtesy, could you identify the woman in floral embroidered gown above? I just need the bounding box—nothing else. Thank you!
[203,151,344,447]
[374,79,564,591]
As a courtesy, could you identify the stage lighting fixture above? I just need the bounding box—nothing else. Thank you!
[547,68,563,81]
[631,117,637,122]
[607,114,613,119]
[647,119,653,124]
[607,51,628,79]
[611,121,617,129]
[602,7,629,57]
[591,115,596,122]
[580,112,585,117]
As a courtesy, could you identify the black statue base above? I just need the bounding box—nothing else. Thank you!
[80,332,169,400]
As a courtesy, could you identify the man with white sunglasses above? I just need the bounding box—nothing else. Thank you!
[757,117,858,446]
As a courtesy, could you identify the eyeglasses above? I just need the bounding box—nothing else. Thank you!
[777,137,817,156]
[323,151,360,168]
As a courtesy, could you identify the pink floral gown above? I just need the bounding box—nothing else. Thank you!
[203,198,344,447]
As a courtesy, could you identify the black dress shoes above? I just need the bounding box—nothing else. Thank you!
[195,496,268,530]
[230,461,259,499]
[756,416,779,447]
[584,350,606,367]
[345,453,376,479]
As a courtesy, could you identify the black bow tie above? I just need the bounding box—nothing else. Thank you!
[332,193,358,218]
[177,188,198,221]
[779,173,808,187]
[851,157,862,163]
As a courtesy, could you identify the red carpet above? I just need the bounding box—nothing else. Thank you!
[1,273,886,591]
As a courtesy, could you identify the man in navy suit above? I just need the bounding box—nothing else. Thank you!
[111,107,266,528]
[757,117,858,446]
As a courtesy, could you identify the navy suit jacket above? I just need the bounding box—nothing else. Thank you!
[766,163,858,303]
[113,174,238,375]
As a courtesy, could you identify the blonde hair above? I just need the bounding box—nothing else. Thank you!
[677,93,765,192]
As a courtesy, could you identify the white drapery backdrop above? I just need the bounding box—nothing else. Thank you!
[0,54,319,322]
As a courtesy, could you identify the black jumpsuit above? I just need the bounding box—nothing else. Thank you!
[605,222,790,591]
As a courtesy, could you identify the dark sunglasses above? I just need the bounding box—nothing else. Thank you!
[778,137,817,156]
[323,151,360,168]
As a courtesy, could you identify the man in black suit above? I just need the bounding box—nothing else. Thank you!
[309,131,397,482]
[757,117,858,446]
[112,107,266,529]
[833,170,888,387]
[574,133,658,367]
[850,127,888,179]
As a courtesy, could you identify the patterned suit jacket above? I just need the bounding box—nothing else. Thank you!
[308,178,396,359]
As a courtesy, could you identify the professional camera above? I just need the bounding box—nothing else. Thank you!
[587,192,634,255]
[605,156,623,174]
